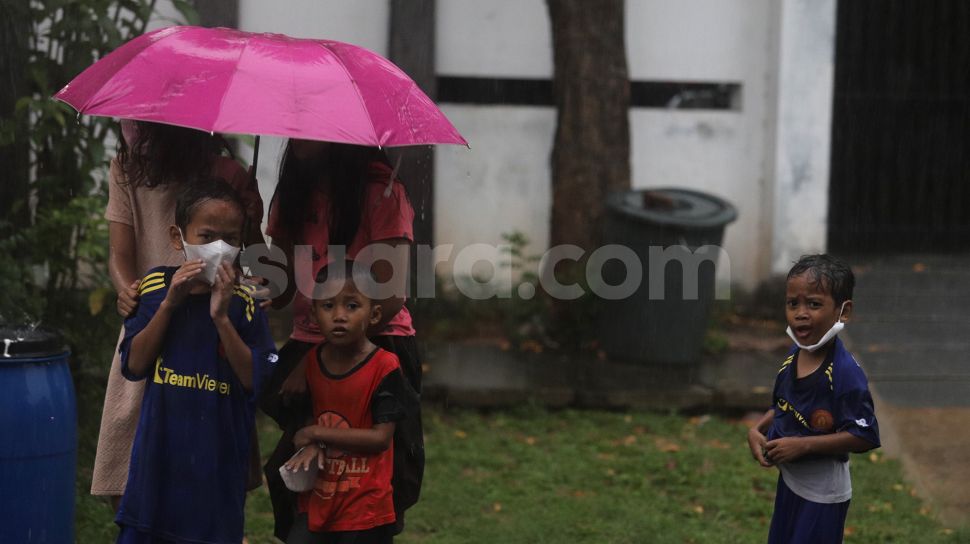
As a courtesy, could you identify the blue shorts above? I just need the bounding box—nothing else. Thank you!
[768,475,850,544]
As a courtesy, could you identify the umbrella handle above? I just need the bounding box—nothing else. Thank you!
[385,153,402,198]
[251,135,260,174]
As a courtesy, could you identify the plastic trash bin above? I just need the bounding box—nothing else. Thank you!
[598,188,737,364]
[0,326,75,543]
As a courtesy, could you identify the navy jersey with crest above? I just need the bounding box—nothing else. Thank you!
[117,266,278,544]
[768,337,880,460]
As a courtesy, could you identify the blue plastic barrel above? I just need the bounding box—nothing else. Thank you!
[0,326,75,543]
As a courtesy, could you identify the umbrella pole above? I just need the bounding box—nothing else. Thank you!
[251,135,260,173]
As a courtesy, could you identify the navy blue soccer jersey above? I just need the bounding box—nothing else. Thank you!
[768,337,880,460]
[117,266,278,544]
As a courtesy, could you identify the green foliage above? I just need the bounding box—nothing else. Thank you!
[394,408,968,544]
[0,0,194,368]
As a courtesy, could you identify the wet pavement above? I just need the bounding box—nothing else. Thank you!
[846,254,970,526]
[849,254,970,407]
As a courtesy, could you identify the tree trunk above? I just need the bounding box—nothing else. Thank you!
[192,0,238,28]
[388,0,436,323]
[0,0,31,232]
[546,0,630,252]
[388,0,436,249]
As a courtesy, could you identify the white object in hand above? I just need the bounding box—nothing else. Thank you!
[279,447,319,492]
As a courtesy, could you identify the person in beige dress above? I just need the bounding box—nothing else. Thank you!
[91,120,264,507]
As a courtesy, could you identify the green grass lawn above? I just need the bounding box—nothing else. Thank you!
[77,386,967,543]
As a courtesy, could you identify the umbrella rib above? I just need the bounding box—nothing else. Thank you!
[213,34,255,133]
[321,44,381,147]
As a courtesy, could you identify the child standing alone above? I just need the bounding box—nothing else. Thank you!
[283,261,408,543]
[116,179,277,543]
[747,254,880,544]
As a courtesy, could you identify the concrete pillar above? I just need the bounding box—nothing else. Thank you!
[766,0,837,273]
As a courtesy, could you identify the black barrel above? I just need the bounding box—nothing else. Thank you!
[598,188,737,364]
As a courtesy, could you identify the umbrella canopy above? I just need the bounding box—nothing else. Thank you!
[54,26,466,148]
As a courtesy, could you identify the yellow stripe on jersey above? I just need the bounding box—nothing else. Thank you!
[139,277,165,292]
[142,271,165,282]
[233,287,255,322]
[825,360,834,391]
[138,271,167,293]
[140,283,166,296]
[778,354,794,374]
[233,288,254,304]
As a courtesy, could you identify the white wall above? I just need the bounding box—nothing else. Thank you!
[627,0,774,289]
[215,0,835,288]
[435,107,555,253]
[437,0,552,78]
[767,0,836,274]
[436,0,778,289]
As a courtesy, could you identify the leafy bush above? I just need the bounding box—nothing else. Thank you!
[0,0,193,370]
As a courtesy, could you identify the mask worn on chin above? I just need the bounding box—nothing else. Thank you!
[786,302,848,352]
[179,229,240,285]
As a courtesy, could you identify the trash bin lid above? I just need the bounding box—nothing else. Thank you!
[606,187,738,229]
[0,325,69,360]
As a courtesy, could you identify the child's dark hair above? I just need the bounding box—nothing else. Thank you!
[174,178,247,232]
[312,259,377,302]
[118,121,234,188]
[270,142,398,246]
[787,254,855,304]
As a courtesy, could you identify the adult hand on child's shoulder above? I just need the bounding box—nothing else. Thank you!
[210,261,237,320]
[166,260,205,307]
[117,279,141,318]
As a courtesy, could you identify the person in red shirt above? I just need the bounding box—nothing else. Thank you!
[283,261,408,544]
[260,140,423,540]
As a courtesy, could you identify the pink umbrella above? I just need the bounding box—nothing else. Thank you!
[54,26,467,150]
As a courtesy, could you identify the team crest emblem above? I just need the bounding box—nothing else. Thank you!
[810,409,834,432]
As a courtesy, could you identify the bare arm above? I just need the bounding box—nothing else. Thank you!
[751,409,773,434]
[126,300,176,378]
[109,222,139,291]
[294,422,396,455]
[764,431,875,465]
[126,261,205,378]
[747,409,774,467]
[211,262,253,392]
[109,221,141,317]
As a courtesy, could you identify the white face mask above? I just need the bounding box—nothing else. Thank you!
[179,229,240,285]
[786,302,847,352]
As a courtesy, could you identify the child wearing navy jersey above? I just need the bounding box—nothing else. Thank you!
[283,261,407,544]
[115,179,277,544]
[747,254,880,544]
